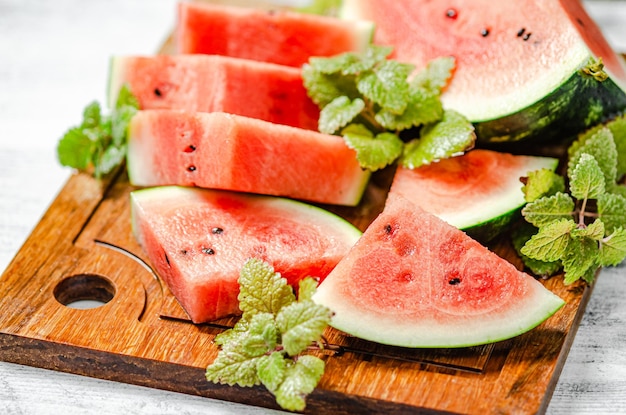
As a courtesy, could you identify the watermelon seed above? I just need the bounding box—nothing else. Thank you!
[164,253,170,266]
[154,88,162,97]
[523,33,532,41]
[187,165,196,172]
[445,8,458,19]
[449,277,461,285]
[480,28,490,37]
[517,28,526,37]
[181,249,188,255]
[211,227,224,234]
[202,247,215,255]
[184,145,196,153]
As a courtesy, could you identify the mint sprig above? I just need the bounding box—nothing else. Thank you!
[303,45,475,171]
[206,259,332,412]
[518,126,626,284]
[56,84,139,179]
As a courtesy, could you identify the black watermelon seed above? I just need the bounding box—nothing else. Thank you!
[154,88,162,97]
[480,28,490,37]
[164,253,170,266]
[517,28,526,37]
[187,165,196,172]
[449,277,461,285]
[384,224,393,234]
[212,227,224,234]
[446,8,458,19]
[202,247,215,255]
[523,33,532,41]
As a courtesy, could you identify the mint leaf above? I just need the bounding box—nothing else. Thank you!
[242,312,278,356]
[356,59,414,114]
[522,168,566,202]
[318,96,365,134]
[274,356,325,412]
[511,223,562,277]
[562,237,599,285]
[400,109,475,169]
[569,153,606,200]
[238,259,296,317]
[599,228,626,266]
[276,300,333,356]
[205,342,262,387]
[597,192,626,232]
[342,124,404,171]
[297,277,320,302]
[257,352,287,392]
[521,192,575,228]
[568,127,618,187]
[572,218,605,240]
[375,86,443,131]
[520,218,576,262]
[57,127,94,170]
[411,56,455,93]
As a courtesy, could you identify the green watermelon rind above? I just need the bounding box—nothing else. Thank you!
[455,155,560,242]
[475,61,626,144]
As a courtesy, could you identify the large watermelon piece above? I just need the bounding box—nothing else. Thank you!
[389,149,559,242]
[176,1,374,67]
[108,54,319,130]
[312,194,565,348]
[341,0,626,143]
[131,186,362,323]
[127,110,371,206]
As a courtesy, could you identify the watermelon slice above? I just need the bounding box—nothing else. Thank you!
[108,54,319,130]
[341,0,626,143]
[127,110,371,206]
[389,149,559,242]
[312,194,565,348]
[131,186,362,323]
[176,1,374,67]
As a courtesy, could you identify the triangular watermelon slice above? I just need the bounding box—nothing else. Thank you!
[312,193,565,348]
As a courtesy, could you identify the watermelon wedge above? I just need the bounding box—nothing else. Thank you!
[176,1,374,67]
[131,186,362,323]
[127,110,371,206]
[341,0,626,143]
[389,149,559,242]
[108,54,319,130]
[312,194,565,348]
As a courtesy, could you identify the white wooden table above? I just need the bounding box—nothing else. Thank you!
[1,1,625,413]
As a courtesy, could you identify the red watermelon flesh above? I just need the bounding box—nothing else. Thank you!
[389,149,558,231]
[131,186,362,323]
[127,110,371,206]
[176,1,374,67]
[312,194,565,348]
[341,0,626,124]
[108,54,319,130]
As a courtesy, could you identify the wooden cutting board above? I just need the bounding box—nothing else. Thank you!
[0,161,592,414]
[0,3,594,412]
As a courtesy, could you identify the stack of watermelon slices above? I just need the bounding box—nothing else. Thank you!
[123,0,626,348]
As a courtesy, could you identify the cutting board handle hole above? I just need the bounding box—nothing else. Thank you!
[53,274,116,309]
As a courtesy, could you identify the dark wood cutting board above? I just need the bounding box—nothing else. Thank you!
[0,6,595,412]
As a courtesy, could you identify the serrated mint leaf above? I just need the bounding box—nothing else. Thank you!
[599,227,626,266]
[257,351,287,393]
[568,127,618,187]
[297,277,319,302]
[81,101,102,129]
[521,192,575,227]
[302,64,359,108]
[511,223,562,277]
[57,127,93,170]
[597,192,626,232]
[308,53,360,75]
[410,56,455,93]
[342,44,394,75]
[318,96,365,134]
[356,59,413,114]
[115,83,140,109]
[572,218,605,240]
[399,109,475,169]
[522,168,565,202]
[562,237,599,285]
[342,125,404,171]
[375,86,443,131]
[238,259,296,317]
[521,218,576,262]
[242,313,278,357]
[205,342,262,387]
[569,153,606,200]
[276,300,333,357]
[274,356,325,412]
[214,318,250,347]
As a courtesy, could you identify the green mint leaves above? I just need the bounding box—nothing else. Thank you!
[56,84,139,179]
[302,45,475,171]
[519,123,626,284]
[205,259,333,412]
